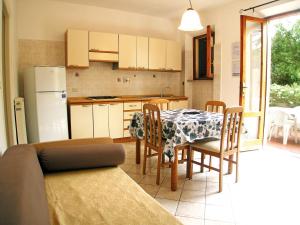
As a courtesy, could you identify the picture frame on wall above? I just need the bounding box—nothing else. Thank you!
[232,42,240,76]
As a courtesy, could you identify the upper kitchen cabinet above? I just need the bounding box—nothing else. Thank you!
[149,38,166,71]
[118,34,137,69]
[166,40,182,71]
[66,29,89,68]
[137,36,149,70]
[89,32,119,62]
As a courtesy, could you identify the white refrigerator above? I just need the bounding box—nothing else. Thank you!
[24,66,69,143]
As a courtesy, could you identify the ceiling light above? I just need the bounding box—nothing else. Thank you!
[178,0,203,31]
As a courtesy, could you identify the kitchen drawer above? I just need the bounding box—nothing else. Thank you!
[124,111,139,120]
[124,120,131,129]
[123,129,131,137]
[124,102,142,111]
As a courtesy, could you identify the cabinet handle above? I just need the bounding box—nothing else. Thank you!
[98,104,107,106]
[110,103,119,105]
[82,105,91,107]
[129,104,137,107]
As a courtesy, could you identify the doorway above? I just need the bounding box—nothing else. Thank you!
[265,12,300,153]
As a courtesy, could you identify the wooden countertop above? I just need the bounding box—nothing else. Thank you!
[68,95,188,105]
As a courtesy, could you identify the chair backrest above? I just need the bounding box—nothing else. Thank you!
[143,104,162,148]
[220,106,244,153]
[148,99,170,110]
[205,100,226,113]
[269,110,290,126]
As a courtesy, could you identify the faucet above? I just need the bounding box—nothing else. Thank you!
[160,86,171,98]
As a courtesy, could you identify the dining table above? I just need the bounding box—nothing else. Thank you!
[129,108,224,191]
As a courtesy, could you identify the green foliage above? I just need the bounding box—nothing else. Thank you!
[271,20,300,85]
[269,83,300,107]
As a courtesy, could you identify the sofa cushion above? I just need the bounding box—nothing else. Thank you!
[37,143,125,173]
[0,145,50,225]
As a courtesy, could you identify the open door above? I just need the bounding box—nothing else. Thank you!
[240,15,267,151]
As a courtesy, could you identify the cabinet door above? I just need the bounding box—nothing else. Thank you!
[70,105,93,139]
[137,36,149,70]
[119,34,137,69]
[149,38,166,70]
[66,29,89,67]
[89,32,118,52]
[93,104,109,137]
[166,40,182,71]
[109,103,124,139]
[170,100,188,110]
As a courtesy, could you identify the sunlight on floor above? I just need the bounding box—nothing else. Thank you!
[120,142,300,225]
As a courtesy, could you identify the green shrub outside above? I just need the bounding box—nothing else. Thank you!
[269,83,300,107]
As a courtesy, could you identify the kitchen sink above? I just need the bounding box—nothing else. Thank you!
[87,96,118,100]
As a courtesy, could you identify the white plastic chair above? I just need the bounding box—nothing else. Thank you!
[293,106,300,144]
[268,110,294,145]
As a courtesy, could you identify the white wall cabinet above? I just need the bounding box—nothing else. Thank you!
[166,40,182,71]
[118,34,137,69]
[89,32,118,52]
[149,38,166,70]
[109,103,124,138]
[93,104,109,137]
[137,36,149,70]
[66,29,89,68]
[70,105,93,138]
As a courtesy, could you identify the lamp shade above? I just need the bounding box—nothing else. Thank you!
[178,8,203,31]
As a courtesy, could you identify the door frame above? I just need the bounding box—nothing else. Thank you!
[240,15,268,150]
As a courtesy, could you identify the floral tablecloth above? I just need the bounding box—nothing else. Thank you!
[129,109,223,159]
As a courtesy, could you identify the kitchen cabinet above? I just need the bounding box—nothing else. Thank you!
[93,104,109,137]
[137,36,149,70]
[109,103,124,138]
[166,40,182,71]
[66,29,89,68]
[169,100,188,110]
[89,52,118,62]
[70,104,93,138]
[149,38,166,70]
[119,34,137,69]
[89,32,118,52]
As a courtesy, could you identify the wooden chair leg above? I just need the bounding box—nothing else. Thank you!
[219,155,223,192]
[200,153,205,173]
[162,153,165,164]
[171,148,178,191]
[156,152,162,185]
[209,156,212,171]
[186,147,193,179]
[143,146,148,175]
[236,151,239,183]
[228,155,233,174]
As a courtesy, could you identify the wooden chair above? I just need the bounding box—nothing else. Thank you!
[148,99,170,110]
[187,107,244,192]
[143,104,169,185]
[205,100,226,113]
[205,100,227,170]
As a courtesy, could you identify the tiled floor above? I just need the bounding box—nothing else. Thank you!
[120,142,300,225]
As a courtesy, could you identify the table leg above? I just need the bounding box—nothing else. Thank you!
[171,147,178,191]
[136,138,141,164]
[228,155,233,174]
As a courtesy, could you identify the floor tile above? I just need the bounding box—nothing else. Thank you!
[183,180,206,192]
[139,184,160,197]
[205,191,232,206]
[127,172,144,183]
[176,216,205,225]
[155,198,178,215]
[140,174,164,185]
[205,204,235,222]
[176,201,205,219]
[156,187,182,201]
[161,177,185,189]
[180,190,206,203]
[205,219,235,225]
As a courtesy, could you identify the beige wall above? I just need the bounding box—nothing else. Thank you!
[18,39,182,97]
[0,0,18,153]
[17,0,184,98]
[198,0,268,107]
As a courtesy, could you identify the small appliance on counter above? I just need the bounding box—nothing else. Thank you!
[14,97,28,144]
[24,66,69,143]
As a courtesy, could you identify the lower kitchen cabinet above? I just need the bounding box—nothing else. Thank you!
[169,100,188,110]
[70,104,93,138]
[109,103,124,138]
[93,104,109,137]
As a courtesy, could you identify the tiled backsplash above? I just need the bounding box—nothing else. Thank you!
[18,39,183,97]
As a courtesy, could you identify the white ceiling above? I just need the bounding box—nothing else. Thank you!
[53,0,236,18]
